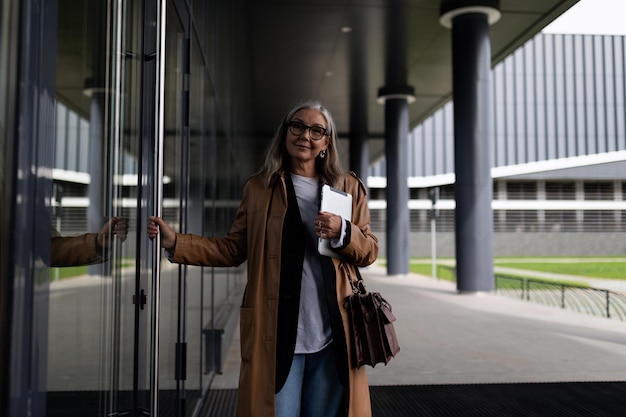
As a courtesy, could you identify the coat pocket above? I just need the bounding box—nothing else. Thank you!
[239,307,255,363]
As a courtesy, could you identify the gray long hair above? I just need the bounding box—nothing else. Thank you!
[257,101,345,187]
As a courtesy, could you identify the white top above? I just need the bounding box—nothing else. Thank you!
[290,174,333,353]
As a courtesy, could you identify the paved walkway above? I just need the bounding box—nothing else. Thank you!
[212,263,626,390]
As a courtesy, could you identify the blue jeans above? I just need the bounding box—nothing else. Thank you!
[275,343,345,417]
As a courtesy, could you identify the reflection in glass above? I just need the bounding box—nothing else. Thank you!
[48,1,141,415]
[158,8,184,413]
[46,1,248,415]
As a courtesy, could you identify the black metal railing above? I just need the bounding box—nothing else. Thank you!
[495,274,626,322]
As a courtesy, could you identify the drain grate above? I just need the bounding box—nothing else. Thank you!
[204,388,238,417]
[369,382,626,417]
[205,382,626,417]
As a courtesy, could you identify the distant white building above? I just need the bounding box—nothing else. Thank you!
[368,33,626,257]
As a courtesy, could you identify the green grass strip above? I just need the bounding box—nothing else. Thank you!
[50,266,88,280]
[496,262,626,280]
[409,263,456,282]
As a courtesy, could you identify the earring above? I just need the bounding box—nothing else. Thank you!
[319,149,327,159]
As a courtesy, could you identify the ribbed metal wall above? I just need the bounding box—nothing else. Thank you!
[493,34,626,166]
[370,33,626,177]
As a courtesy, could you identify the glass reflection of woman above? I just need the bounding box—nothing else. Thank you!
[51,216,127,267]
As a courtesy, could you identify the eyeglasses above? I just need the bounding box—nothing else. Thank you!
[287,120,329,141]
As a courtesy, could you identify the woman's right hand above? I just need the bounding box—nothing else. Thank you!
[147,216,177,250]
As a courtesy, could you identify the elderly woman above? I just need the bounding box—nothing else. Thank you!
[148,101,378,417]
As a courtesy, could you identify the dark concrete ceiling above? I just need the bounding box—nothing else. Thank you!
[54,0,581,178]
[246,0,580,162]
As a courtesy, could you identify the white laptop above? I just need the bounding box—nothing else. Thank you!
[318,184,352,258]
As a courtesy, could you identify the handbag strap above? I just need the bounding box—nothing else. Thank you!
[341,262,367,295]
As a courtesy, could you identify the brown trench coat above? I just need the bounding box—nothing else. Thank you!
[50,229,103,267]
[170,171,378,417]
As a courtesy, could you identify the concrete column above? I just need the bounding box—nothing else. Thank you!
[349,10,370,180]
[349,131,369,180]
[614,180,621,229]
[497,181,506,230]
[378,0,415,275]
[383,99,411,275]
[575,180,584,231]
[440,1,500,292]
[538,180,546,230]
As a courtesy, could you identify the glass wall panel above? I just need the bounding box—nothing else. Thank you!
[158,4,185,414]
[6,0,259,414]
[185,33,208,415]
[584,182,614,200]
[0,0,18,410]
[48,0,148,415]
[545,182,576,200]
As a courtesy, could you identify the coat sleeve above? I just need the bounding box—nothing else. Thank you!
[50,230,104,267]
[334,174,378,266]
[169,182,250,267]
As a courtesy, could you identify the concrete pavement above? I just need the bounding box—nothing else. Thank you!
[211,263,626,390]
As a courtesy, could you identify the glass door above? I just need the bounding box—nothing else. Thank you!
[48,0,154,415]
[158,3,188,414]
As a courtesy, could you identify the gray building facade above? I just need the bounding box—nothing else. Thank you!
[369,33,626,257]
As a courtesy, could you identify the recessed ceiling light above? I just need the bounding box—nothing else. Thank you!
[341,26,352,33]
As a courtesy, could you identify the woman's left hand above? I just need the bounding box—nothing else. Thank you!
[314,212,342,239]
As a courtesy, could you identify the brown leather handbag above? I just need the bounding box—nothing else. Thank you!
[344,266,400,368]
